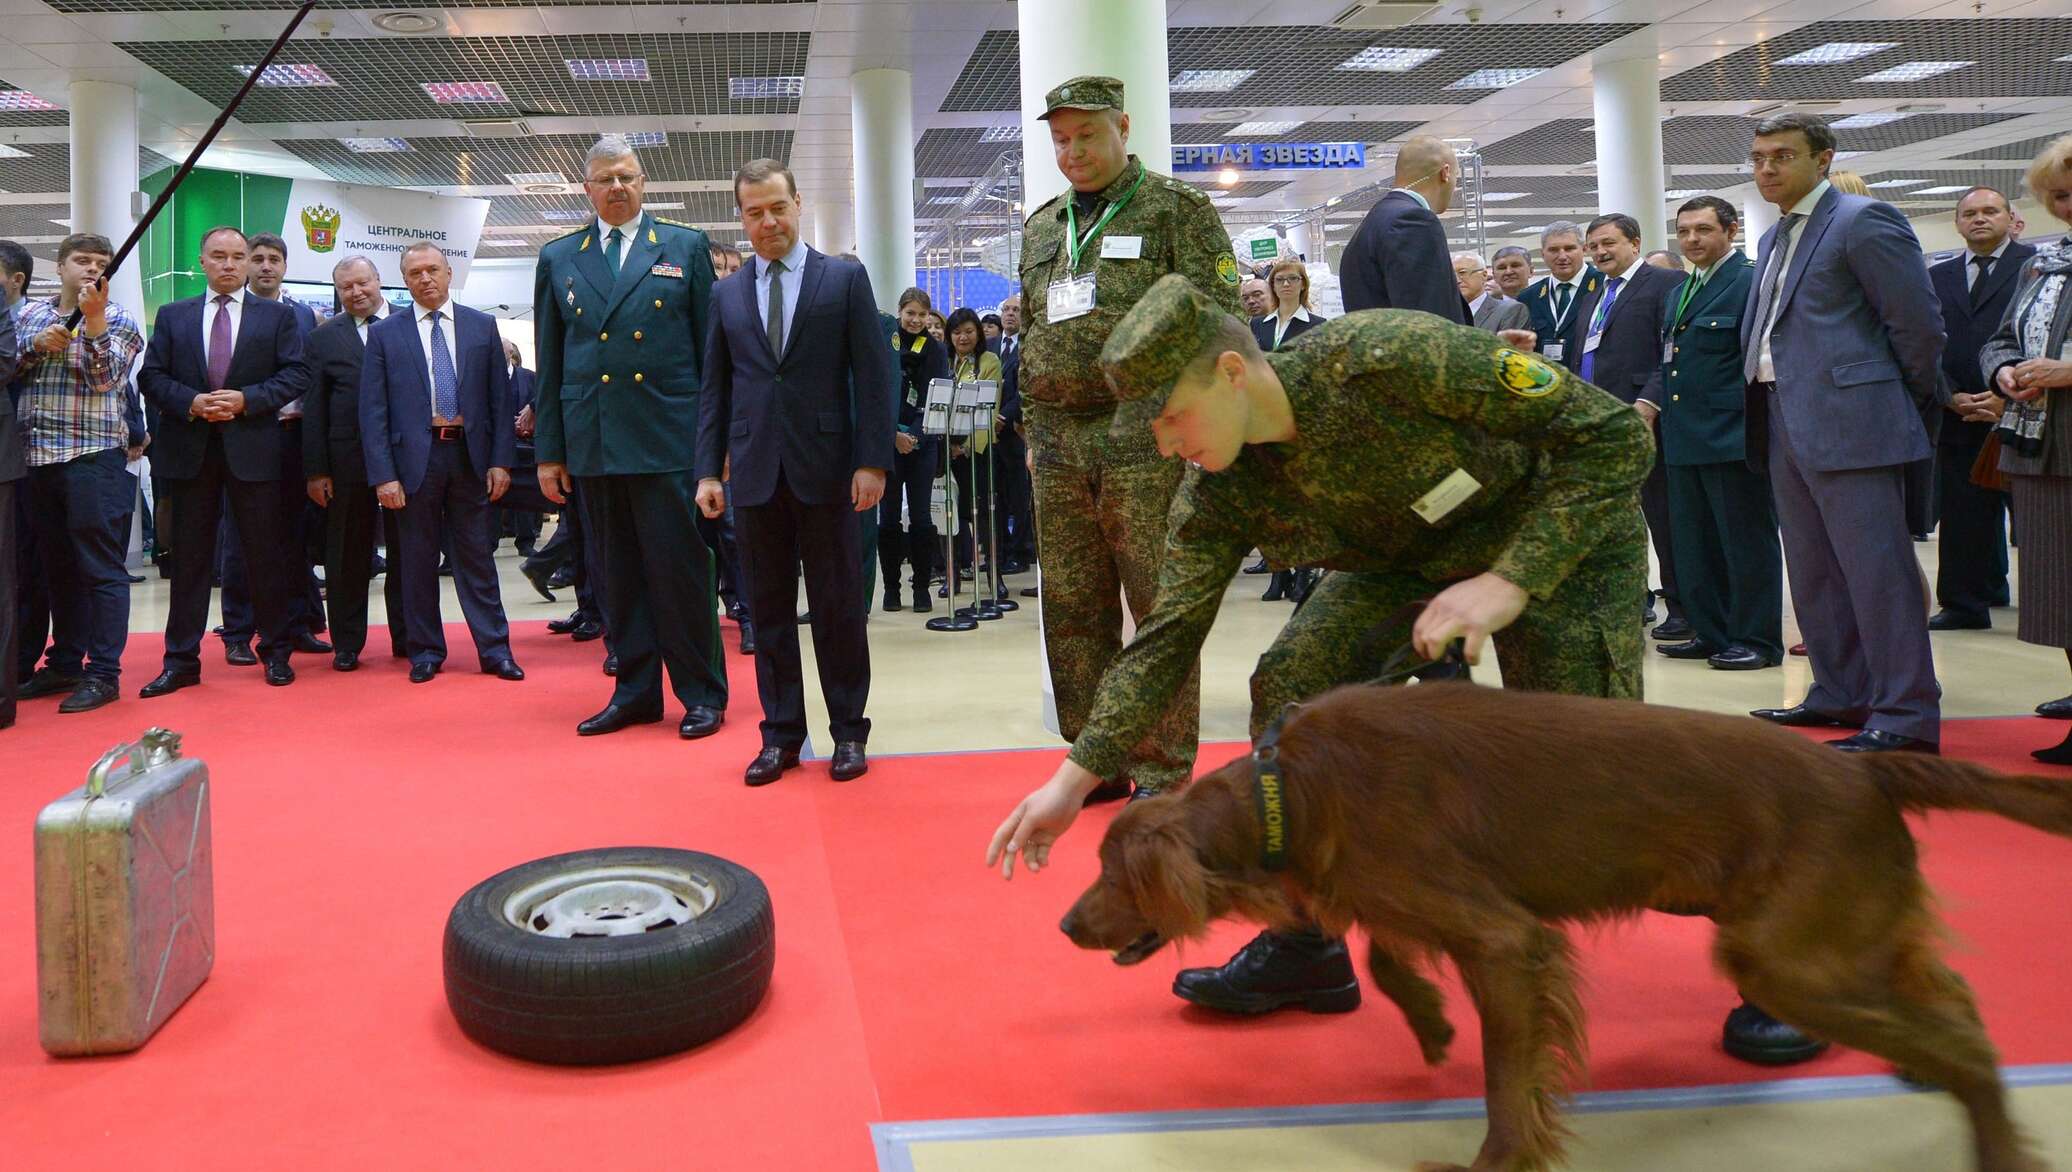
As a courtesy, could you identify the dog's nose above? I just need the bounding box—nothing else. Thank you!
[1058,911,1077,938]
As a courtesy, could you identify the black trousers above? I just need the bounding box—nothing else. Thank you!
[1934,437,2011,621]
[1640,449,1682,620]
[324,479,407,658]
[221,420,324,641]
[27,448,134,683]
[0,479,17,728]
[878,438,938,592]
[1666,459,1784,660]
[164,434,293,672]
[994,428,1034,562]
[735,472,870,748]
[580,469,725,714]
[397,440,510,668]
[523,480,605,626]
[13,471,50,678]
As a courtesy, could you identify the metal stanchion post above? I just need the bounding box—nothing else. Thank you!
[925,377,976,633]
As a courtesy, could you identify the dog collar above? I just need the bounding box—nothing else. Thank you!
[1252,707,1293,872]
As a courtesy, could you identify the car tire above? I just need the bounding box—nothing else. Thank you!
[443,846,775,1065]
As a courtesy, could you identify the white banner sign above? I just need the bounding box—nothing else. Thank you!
[280,179,492,288]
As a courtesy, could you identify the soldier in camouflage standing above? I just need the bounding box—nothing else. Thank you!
[1020,76,1244,803]
[988,274,1651,1015]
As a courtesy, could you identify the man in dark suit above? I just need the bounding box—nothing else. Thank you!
[218,230,327,665]
[0,247,21,729]
[301,255,405,671]
[361,242,521,684]
[137,225,310,695]
[994,291,1033,572]
[1572,212,1690,638]
[534,135,726,740]
[498,338,547,563]
[1655,196,1782,669]
[1742,112,1945,759]
[1339,135,1467,322]
[698,158,893,786]
[1514,222,1601,368]
[1928,186,2029,630]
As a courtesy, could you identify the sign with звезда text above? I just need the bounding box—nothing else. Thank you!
[1171,142,1368,172]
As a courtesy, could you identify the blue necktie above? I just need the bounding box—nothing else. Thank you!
[1579,276,1623,385]
[428,310,459,419]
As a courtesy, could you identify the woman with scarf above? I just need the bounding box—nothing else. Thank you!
[881,288,950,613]
[1982,134,2072,764]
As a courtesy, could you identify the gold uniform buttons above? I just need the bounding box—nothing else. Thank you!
[600,332,609,341]
[601,374,611,384]
[654,299,663,309]
[633,331,643,342]
[576,307,583,316]
[634,373,644,383]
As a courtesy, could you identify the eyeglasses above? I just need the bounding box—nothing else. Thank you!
[1747,150,1802,168]
[585,173,645,188]
[1271,274,1304,284]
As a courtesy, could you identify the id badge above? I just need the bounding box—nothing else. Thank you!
[1411,468,1482,524]
[1100,235,1143,260]
[1545,342,1565,363]
[1047,272,1097,322]
[1582,332,1602,355]
[1662,339,1675,365]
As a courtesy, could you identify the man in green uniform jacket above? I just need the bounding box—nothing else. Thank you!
[533,135,728,740]
[988,274,1653,1013]
[1019,75,1243,802]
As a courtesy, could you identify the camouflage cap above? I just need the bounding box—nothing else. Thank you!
[1102,273,1228,437]
[1038,76,1125,120]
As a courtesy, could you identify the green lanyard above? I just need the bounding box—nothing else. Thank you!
[1064,166,1147,273]
[1673,267,1708,324]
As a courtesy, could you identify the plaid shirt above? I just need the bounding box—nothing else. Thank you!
[12,296,146,467]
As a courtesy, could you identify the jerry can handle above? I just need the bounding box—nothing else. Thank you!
[85,728,183,798]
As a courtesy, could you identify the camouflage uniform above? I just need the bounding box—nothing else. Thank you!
[1068,276,1651,782]
[1020,76,1243,793]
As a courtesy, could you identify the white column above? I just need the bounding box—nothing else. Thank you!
[1018,0,1171,212]
[812,198,854,258]
[850,68,915,315]
[1590,47,1667,253]
[1742,187,1780,261]
[67,79,145,319]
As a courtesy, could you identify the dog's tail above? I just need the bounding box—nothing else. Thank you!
[1865,754,2072,837]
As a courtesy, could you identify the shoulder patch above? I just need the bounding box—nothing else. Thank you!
[1216,254,1240,286]
[1496,348,1559,398]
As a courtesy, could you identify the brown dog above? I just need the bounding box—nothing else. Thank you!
[1060,683,2072,1172]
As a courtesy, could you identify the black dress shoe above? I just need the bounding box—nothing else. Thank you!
[1642,603,1658,625]
[224,641,258,666]
[1082,778,1134,805]
[483,659,525,682]
[570,620,604,642]
[1927,610,1990,631]
[408,662,439,684]
[1722,1001,1829,1065]
[577,704,662,736]
[2036,695,2072,719]
[58,678,119,714]
[1656,638,1718,660]
[679,706,723,739]
[1750,704,1852,727]
[602,653,618,676]
[139,669,200,699]
[830,741,868,781]
[20,667,82,699]
[264,660,295,687]
[1260,571,1288,602]
[521,563,558,603]
[1708,646,1778,671]
[1002,561,1028,575]
[739,623,757,655]
[293,632,333,654]
[744,746,801,786]
[2031,731,2072,766]
[547,614,581,635]
[1242,558,1270,575]
[546,567,575,589]
[914,592,932,613]
[1173,929,1362,1015]
[1830,729,1937,754]
[1650,618,1694,641]
[882,591,903,612]
[333,651,360,672]
[1020,586,1039,598]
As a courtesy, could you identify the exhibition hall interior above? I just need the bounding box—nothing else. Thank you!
[4,0,2072,1168]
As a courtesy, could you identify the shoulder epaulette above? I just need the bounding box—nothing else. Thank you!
[655,216,696,230]
[548,224,589,245]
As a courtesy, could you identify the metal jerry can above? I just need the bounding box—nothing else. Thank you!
[34,728,214,1056]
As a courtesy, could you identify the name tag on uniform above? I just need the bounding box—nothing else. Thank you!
[1411,468,1482,525]
[1544,342,1565,363]
[1100,235,1143,260]
[1582,332,1602,355]
[651,263,684,279]
[1047,272,1097,322]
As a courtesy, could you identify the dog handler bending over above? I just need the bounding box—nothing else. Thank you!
[989,273,1652,1015]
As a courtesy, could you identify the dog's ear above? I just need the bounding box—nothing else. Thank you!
[1122,824,1210,940]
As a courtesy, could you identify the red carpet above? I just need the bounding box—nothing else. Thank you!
[4,627,2070,1169]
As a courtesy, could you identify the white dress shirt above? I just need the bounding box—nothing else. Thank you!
[1271,305,1314,348]
[1756,179,1831,384]
[1469,291,1491,317]
[200,288,244,376]
[413,299,462,422]
[595,214,640,273]
[355,303,388,344]
[755,237,812,352]
[1966,236,2012,291]
[1542,272,1588,327]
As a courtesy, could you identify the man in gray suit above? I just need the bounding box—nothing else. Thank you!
[1454,252,1532,335]
[1742,111,1945,758]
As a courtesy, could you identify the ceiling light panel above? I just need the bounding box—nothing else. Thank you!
[235,63,337,87]
[1854,60,1973,83]
[1337,46,1443,72]
[729,75,803,100]
[1230,120,1303,136]
[1868,177,1928,187]
[979,125,1020,143]
[1447,68,1544,91]
[1482,112,2021,167]
[423,81,508,104]
[341,137,410,153]
[1910,184,1974,194]
[1170,69,1255,92]
[1830,112,1909,128]
[276,130,791,190]
[622,132,667,147]
[1665,18,2071,102]
[566,59,648,82]
[1774,42,1898,65]
[505,171,566,185]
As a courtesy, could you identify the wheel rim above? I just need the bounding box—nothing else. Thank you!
[501,864,718,938]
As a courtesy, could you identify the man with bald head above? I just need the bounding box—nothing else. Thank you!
[1339,135,1469,322]
[1238,276,1271,320]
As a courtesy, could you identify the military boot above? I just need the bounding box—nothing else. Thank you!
[1172,929,1361,1014]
